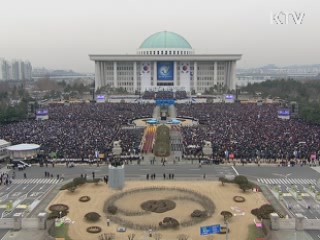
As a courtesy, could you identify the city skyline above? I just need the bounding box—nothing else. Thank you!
[1,0,319,73]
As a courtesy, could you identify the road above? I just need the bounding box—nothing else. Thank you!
[6,163,238,181]
[235,165,320,180]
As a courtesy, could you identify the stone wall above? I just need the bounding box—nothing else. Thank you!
[270,213,320,231]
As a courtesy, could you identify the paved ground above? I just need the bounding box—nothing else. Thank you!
[0,230,8,240]
[0,178,62,218]
[2,162,320,240]
[5,163,238,181]
[235,165,320,180]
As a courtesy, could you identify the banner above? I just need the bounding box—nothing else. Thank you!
[157,61,174,81]
[180,62,190,92]
[36,109,49,120]
[96,95,106,103]
[141,62,152,91]
[225,94,235,103]
[278,109,290,120]
[200,224,221,236]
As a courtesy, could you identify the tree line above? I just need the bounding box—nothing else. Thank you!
[241,79,320,123]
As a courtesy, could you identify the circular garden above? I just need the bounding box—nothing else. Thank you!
[103,186,215,230]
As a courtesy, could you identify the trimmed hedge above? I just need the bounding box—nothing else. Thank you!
[251,204,275,219]
[60,177,87,190]
[85,212,101,222]
[153,125,171,157]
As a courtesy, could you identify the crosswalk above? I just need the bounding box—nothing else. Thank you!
[257,178,317,185]
[12,178,63,185]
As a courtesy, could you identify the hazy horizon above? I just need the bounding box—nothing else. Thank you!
[1,0,319,73]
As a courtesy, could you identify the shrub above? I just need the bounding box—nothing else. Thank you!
[220,211,233,222]
[60,177,86,190]
[73,177,86,186]
[48,204,69,220]
[60,181,75,190]
[234,175,249,185]
[49,204,69,212]
[67,186,77,192]
[85,212,101,222]
[251,208,259,216]
[107,205,118,215]
[191,210,208,218]
[239,183,253,192]
[251,204,275,219]
[47,210,69,220]
[159,217,179,229]
[141,199,176,213]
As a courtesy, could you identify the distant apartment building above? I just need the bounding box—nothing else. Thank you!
[0,58,11,81]
[236,75,273,87]
[0,58,32,81]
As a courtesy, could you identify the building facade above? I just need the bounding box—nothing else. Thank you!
[0,59,11,81]
[0,59,32,81]
[90,31,241,93]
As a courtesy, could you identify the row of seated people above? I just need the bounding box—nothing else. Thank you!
[142,91,188,100]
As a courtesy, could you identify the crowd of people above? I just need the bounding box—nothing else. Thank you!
[0,102,153,160]
[177,103,320,163]
[142,91,188,100]
[0,172,11,185]
[1,100,320,164]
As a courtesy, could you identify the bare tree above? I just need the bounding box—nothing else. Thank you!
[153,232,162,240]
[128,233,136,240]
[98,233,115,240]
[221,211,233,222]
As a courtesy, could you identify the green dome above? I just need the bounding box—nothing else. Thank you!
[139,31,192,49]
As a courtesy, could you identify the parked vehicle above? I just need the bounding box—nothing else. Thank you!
[7,160,31,170]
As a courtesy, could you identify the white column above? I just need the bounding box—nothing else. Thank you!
[95,61,101,91]
[153,61,157,91]
[113,62,117,88]
[226,61,231,89]
[133,62,137,92]
[230,61,236,90]
[193,62,198,93]
[100,62,104,87]
[214,61,217,86]
[174,61,177,88]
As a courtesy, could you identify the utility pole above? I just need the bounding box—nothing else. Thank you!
[225,219,229,240]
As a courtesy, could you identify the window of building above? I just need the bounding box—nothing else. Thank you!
[169,51,172,55]
[165,51,167,55]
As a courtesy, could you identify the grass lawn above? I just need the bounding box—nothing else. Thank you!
[247,224,265,240]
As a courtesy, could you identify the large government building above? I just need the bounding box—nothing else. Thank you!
[90,31,241,93]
